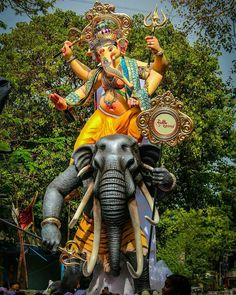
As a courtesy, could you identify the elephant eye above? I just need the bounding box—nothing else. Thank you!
[121,144,129,151]
[98,144,106,151]
[108,46,114,52]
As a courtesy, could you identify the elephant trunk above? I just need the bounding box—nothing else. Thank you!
[106,226,123,276]
[99,168,128,276]
[101,57,133,89]
[99,169,128,224]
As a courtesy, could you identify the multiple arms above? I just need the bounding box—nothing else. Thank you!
[50,41,103,110]
[128,35,167,107]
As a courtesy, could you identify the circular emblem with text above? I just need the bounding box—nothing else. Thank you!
[152,109,178,139]
[137,91,194,146]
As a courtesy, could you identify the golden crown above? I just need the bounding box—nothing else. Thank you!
[80,1,132,50]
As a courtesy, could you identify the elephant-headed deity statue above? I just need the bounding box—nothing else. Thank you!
[42,2,172,294]
[49,1,168,151]
[41,134,176,294]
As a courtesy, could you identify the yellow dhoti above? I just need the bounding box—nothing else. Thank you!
[73,107,142,150]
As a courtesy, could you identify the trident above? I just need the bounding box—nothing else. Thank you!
[144,5,167,65]
[143,5,168,260]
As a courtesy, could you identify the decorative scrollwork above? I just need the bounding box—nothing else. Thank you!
[59,240,85,266]
[137,91,194,146]
[80,1,132,45]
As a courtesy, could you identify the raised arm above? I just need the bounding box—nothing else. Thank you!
[136,36,168,76]
[145,35,168,75]
[62,41,91,81]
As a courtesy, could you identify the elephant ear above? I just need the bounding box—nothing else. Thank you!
[139,144,161,167]
[72,144,95,172]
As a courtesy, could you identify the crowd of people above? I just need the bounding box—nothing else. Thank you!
[0,274,191,295]
[0,282,25,295]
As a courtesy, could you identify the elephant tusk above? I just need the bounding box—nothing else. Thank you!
[127,198,143,279]
[138,181,159,226]
[69,181,94,229]
[145,215,159,226]
[83,197,101,277]
[77,164,92,178]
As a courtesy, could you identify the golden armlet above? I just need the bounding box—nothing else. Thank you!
[41,217,61,229]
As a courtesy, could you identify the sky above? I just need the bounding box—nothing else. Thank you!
[0,0,235,85]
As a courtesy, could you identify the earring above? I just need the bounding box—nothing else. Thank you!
[118,38,128,55]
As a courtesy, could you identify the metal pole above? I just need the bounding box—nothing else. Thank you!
[0,217,42,241]
[147,28,156,67]
[147,144,163,260]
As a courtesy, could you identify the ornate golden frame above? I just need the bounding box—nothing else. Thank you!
[81,1,132,44]
[137,91,194,146]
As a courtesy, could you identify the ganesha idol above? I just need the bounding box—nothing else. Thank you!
[41,2,174,295]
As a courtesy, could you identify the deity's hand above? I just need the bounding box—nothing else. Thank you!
[49,93,67,111]
[62,40,73,60]
[151,167,174,188]
[127,97,139,108]
[145,35,163,54]
[41,223,62,253]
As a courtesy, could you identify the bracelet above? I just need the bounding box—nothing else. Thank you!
[154,50,164,57]
[66,56,76,63]
[65,92,81,105]
[41,217,61,229]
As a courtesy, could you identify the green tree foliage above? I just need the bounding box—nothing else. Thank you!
[170,0,235,53]
[0,10,92,240]
[157,207,236,279]
[0,0,55,29]
[0,0,55,15]
[129,14,235,210]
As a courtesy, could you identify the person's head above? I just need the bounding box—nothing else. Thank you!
[103,287,110,294]
[9,282,20,293]
[162,274,191,295]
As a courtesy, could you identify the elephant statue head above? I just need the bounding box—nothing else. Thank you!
[70,134,163,279]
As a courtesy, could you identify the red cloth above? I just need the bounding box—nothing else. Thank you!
[19,204,33,230]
